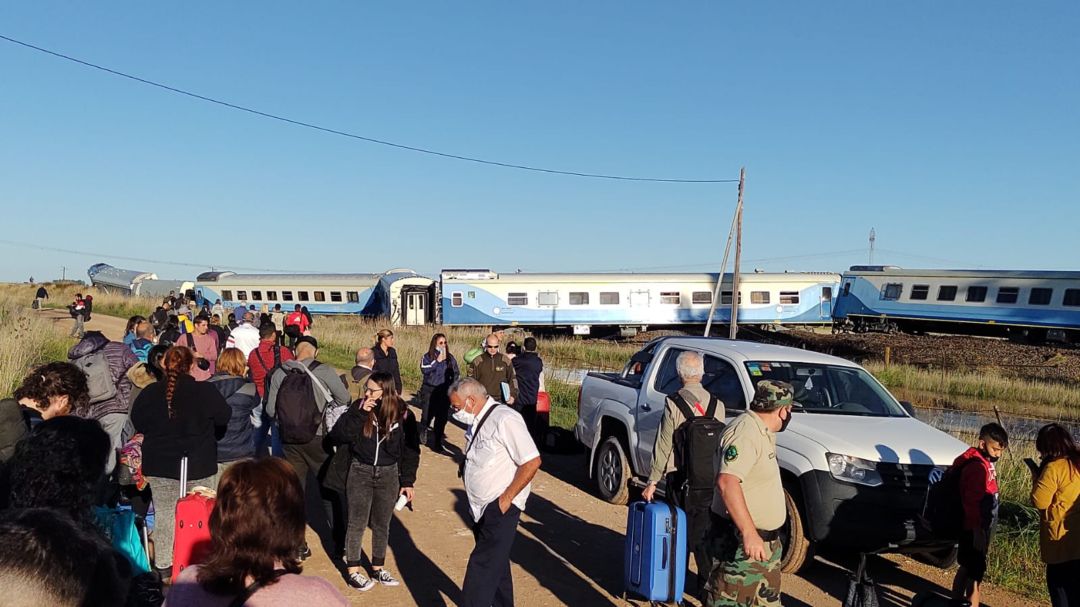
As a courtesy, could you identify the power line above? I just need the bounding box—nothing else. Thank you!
[0,239,318,274]
[0,33,739,184]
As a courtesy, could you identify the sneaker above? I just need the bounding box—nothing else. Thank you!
[298,544,312,561]
[346,571,376,592]
[372,568,400,586]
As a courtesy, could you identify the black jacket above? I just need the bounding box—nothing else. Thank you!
[0,399,29,463]
[207,374,258,462]
[373,346,403,393]
[131,375,231,480]
[512,352,544,407]
[329,403,420,487]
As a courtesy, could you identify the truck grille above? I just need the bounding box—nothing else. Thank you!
[876,462,936,493]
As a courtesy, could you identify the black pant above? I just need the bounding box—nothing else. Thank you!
[669,479,714,587]
[1048,559,1080,607]
[283,436,339,548]
[424,384,451,449]
[463,501,520,607]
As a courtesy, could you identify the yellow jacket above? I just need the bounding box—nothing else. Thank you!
[1032,457,1080,565]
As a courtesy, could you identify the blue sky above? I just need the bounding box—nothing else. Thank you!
[1,2,1077,283]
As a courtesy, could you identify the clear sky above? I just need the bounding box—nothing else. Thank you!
[1,2,1077,284]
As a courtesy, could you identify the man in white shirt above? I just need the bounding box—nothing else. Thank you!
[449,378,541,607]
[224,310,260,358]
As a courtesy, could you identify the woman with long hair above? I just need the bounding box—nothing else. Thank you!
[207,348,258,471]
[165,458,347,605]
[1033,423,1080,606]
[418,332,459,453]
[329,371,420,591]
[124,315,147,347]
[372,329,402,393]
[131,345,231,579]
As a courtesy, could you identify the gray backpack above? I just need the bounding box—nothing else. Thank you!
[74,350,117,404]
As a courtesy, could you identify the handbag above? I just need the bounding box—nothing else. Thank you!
[94,506,152,574]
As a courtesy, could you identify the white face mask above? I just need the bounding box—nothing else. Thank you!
[452,399,477,425]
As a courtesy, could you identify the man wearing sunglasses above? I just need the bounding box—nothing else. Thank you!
[469,334,517,406]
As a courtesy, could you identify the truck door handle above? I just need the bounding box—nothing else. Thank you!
[640,403,651,411]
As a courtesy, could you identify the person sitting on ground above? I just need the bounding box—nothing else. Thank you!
[0,508,130,607]
[123,316,146,348]
[1031,423,1080,606]
[130,345,231,579]
[952,422,1009,607]
[225,309,260,358]
[164,458,348,606]
[372,329,403,394]
[329,371,420,591]
[208,348,259,472]
[2,362,91,461]
[67,331,138,473]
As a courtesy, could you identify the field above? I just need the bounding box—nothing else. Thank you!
[0,282,1069,601]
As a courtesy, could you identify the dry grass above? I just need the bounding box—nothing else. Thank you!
[0,290,73,396]
[0,283,159,321]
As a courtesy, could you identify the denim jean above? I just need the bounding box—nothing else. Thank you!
[344,461,399,568]
[253,412,283,458]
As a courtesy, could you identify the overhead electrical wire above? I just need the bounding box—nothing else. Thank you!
[0,33,738,184]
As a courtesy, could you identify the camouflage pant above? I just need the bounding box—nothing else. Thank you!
[704,538,783,607]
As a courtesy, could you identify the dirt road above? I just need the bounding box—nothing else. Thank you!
[42,309,1043,606]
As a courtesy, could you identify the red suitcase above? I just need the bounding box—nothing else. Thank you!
[171,457,215,581]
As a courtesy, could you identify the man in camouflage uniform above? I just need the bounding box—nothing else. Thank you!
[706,380,795,607]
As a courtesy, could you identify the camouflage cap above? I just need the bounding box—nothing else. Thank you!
[750,380,794,411]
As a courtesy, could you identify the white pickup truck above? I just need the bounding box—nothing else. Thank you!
[574,336,968,572]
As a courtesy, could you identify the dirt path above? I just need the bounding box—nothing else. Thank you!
[43,309,1044,606]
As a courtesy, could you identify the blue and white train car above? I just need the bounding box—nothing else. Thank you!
[832,266,1080,341]
[439,270,841,335]
[193,270,436,326]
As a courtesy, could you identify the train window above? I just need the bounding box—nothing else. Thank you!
[692,291,712,305]
[1029,288,1053,306]
[842,282,851,296]
[314,292,326,302]
[222,290,233,301]
[821,287,833,301]
[538,291,559,306]
[751,291,770,304]
[347,291,359,303]
[966,286,987,302]
[298,291,310,302]
[282,291,294,302]
[937,286,957,301]
[660,292,681,305]
[251,291,262,301]
[451,292,463,307]
[780,291,800,305]
[600,292,620,305]
[330,292,342,302]
[267,291,278,301]
[237,290,248,301]
[996,287,1019,304]
[881,283,902,301]
[507,292,528,306]
[910,285,929,300]
[720,291,742,305]
[1064,289,1080,307]
[569,292,590,305]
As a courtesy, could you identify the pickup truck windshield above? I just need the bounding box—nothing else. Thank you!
[744,361,906,417]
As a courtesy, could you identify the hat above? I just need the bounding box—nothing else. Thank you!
[177,305,190,316]
[233,306,247,320]
[296,336,319,350]
[750,380,794,411]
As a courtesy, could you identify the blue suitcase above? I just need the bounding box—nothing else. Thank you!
[624,501,687,603]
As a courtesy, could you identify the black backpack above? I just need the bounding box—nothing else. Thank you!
[276,361,324,444]
[922,457,979,540]
[670,392,724,491]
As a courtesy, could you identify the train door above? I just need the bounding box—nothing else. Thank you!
[820,286,833,320]
[404,291,427,326]
[629,290,650,307]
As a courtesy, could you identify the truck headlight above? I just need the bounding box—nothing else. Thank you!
[826,453,883,487]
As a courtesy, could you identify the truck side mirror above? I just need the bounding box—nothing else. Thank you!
[899,401,915,416]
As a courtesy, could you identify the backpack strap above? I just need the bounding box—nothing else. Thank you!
[705,396,720,418]
[227,570,286,607]
[669,392,696,420]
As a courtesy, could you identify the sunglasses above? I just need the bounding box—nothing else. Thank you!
[486,345,499,349]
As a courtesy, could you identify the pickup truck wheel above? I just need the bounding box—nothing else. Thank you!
[779,488,812,574]
[594,437,631,505]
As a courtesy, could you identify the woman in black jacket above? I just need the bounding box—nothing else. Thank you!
[131,345,230,577]
[206,348,258,469]
[329,371,419,591]
[372,329,403,393]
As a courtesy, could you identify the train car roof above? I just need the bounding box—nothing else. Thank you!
[196,273,382,286]
[843,267,1080,280]
[441,271,840,283]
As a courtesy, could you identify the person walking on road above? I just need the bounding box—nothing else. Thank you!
[510,337,544,440]
[450,378,541,607]
[1031,423,1080,606]
[469,334,517,406]
[707,380,794,607]
[642,351,724,595]
[419,333,459,451]
[68,293,87,338]
[373,329,403,394]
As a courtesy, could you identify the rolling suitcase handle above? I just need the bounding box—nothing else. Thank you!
[179,456,188,495]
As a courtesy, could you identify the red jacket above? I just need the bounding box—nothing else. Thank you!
[285,311,310,333]
[954,447,1000,532]
[247,341,294,399]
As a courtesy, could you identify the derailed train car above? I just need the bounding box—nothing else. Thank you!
[87,263,193,298]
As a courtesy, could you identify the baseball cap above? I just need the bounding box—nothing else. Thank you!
[750,380,794,411]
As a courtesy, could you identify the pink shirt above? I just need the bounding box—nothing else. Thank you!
[165,566,348,607]
[182,332,219,381]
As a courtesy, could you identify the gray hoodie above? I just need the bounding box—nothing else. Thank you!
[265,358,350,434]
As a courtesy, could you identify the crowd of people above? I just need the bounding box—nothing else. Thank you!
[1,291,548,606]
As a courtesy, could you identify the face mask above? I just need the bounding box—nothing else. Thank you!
[778,409,792,433]
[980,448,1000,463]
[452,407,476,426]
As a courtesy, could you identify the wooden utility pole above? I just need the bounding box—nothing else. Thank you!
[728,168,745,339]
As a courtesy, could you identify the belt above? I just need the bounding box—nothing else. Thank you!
[757,528,781,542]
[716,516,781,542]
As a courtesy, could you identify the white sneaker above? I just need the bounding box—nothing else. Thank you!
[347,571,375,592]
